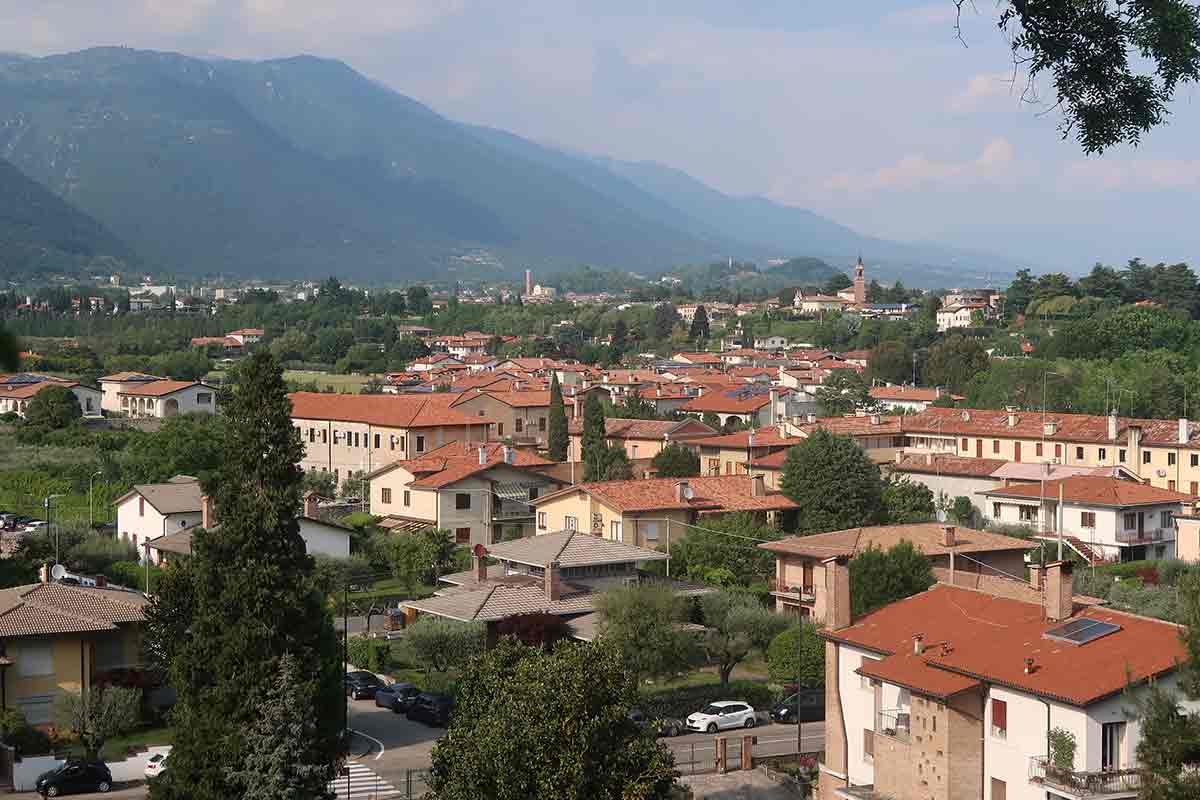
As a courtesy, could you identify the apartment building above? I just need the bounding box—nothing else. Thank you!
[449,389,560,446]
[290,392,491,484]
[565,417,715,463]
[902,407,1200,493]
[760,523,1032,622]
[819,559,1185,800]
[869,386,960,413]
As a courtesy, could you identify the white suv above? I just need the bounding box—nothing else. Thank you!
[686,701,757,733]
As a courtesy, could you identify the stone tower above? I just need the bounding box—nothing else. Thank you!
[853,255,866,305]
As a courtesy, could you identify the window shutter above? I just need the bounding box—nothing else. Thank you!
[991,699,1007,731]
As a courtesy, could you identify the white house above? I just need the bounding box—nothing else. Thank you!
[115,476,204,561]
[936,303,988,332]
[117,380,218,418]
[819,558,1185,800]
[753,335,788,351]
[98,372,164,413]
[0,376,102,418]
[979,475,1190,562]
[869,385,960,413]
[226,328,264,346]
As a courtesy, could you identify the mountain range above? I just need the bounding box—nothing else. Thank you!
[0,47,1012,285]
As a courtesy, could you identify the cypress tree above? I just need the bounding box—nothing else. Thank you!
[689,305,710,342]
[581,393,608,482]
[547,372,568,462]
[146,352,342,800]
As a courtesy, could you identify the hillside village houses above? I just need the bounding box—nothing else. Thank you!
[0,374,102,418]
[565,417,715,463]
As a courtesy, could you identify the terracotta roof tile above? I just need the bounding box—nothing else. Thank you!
[120,380,206,397]
[980,475,1193,506]
[289,392,492,428]
[565,417,715,440]
[870,386,962,402]
[759,522,1033,559]
[891,454,1008,478]
[534,475,798,514]
[0,582,147,637]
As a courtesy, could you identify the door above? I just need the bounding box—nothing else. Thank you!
[1102,722,1126,770]
[976,439,983,457]
[1138,512,1145,538]
[1014,442,1021,462]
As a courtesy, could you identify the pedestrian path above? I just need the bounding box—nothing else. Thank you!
[329,761,402,799]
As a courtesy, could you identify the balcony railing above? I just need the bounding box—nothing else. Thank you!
[1029,756,1141,798]
[1115,528,1166,544]
[767,577,815,600]
[492,506,534,520]
[876,709,911,744]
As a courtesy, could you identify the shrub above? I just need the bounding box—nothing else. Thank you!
[346,636,391,674]
[0,707,51,756]
[66,536,138,576]
[639,682,780,721]
[766,624,824,688]
[103,560,161,592]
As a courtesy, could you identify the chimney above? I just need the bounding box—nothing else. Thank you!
[1024,657,1036,675]
[1180,418,1190,445]
[823,555,851,631]
[768,388,779,424]
[39,563,49,583]
[544,561,561,601]
[1108,411,1118,441]
[474,550,488,583]
[1044,560,1074,622]
[941,525,956,548]
[479,446,487,465]
[675,481,690,502]
[1029,563,1044,590]
[870,413,881,426]
[503,446,515,464]
[1005,406,1018,427]
[95,575,106,589]
[934,386,941,399]
[302,492,320,519]
[778,423,788,439]
[806,413,816,424]
[894,450,903,465]
[751,474,766,497]
[912,633,925,655]
[573,396,581,417]
[202,495,215,529]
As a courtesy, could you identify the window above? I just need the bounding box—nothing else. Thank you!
[308,428,315,443]
[321,429,328,444]
[1054,444,1062,458]
[610,521,622,541]
[16,696,53,726]
[990,778,1006,800]
[139,497,145,517]
[1081,511,1096,528]
[403,491,410,507]
[992,503,1001,519]
[1035,442,1043,457]
[399,435,405,452]
[515,418,523,433]
[1169,452,1177,466]
[631,445,638,458]
[352,432,359,448]
[863,729,874,758]
[565,516,578,531]
[1144,451,1152,464]
[538,512,547,530]
[1076,446,1085,460]
[416,435,425,453]
[1162,510,1173,528]
[539,417,546,432]
[455,493,471,510]
[1119,448,1127,462]
[1099,447,1106,460]
[990,699,1007,739]
[381,488,392,504]
[708,458,720,475]
[1193,482,1199,495]
[1193,454,1199,468]
[992,440,1000,454]
[641,520,659,543]
[725,461,733,474]
[374,433,381,449]
[1102,721,1126,770]
[196,392,212,405]
[1170,480,1177,491]
[16,641,53,677]
[1124,512,1137,530]
[455,527,471,544]
[497,423,504,437]
[961,438,969,451]
[1018,506,1037,523]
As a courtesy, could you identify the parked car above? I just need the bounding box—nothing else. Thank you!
[144,753,167,779]
[375,682,421,712]
[628,708,683,737]
[406,693,454,727]
[686,701,757,734]
[35,760,113,796]
[771,690,825,724]
[344,670,384,700]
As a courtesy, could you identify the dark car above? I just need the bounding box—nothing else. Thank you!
[36,760,113,796]
[771,690,824,724]
[628,708,683,737]
[375,682,421,712]
[406,693,454,727]
[344,670,385,700]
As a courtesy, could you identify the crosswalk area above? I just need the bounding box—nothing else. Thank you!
[328,761,402,799]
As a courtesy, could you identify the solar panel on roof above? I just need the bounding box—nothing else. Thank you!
[1044,618,1121,645]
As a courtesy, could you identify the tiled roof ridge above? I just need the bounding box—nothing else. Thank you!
[7,589,115,628]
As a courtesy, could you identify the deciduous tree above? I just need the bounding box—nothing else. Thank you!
[881,477,936,524]
[55,686,141,762]
[23,384,82,430]
[700,591,789,688]
[404,617,485,676]
[922,336,989,393]
[848,540,935,617]
[766,623,824,688]
[780,431,883,533]
[595,584,699,681]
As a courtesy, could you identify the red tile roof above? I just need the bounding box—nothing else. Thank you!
[690,427,797,449]
[452,389,552,409]
[533,475,798,514]
[377,441,553,488]
[902,406,1200,448]
[799,415,904,437]
[825,583,1186,706]
[890,454,1008,478]
[566,417,715,440]
[759,522,1033,559]
[119,380,204,397]
[980,475,1193,507]
[679,386,782,414]
[870,386,962,403]
[289,392,492,428]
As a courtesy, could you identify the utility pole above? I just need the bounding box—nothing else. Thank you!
[88,470,102,529]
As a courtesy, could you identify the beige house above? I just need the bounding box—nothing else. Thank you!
[117,380,217,418]
[566,417,715,463]
[98,372,163,413]
[290,392,492,485]
[367,441,563,546]
[759,523,1032,623]
[530,474,797,550]
[450,389,566,446]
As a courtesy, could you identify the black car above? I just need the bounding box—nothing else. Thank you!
[406,693,454,727]
[628,708,683,737]
[771,690,824,724]
[36,760,113,797]
[344,670,385,700]
[375,682,421,712]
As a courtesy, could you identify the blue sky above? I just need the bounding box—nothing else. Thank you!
[3,0,1199,271]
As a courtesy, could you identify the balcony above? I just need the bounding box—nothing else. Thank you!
[1029,756,1141,798]
[876,709,911,744]
[1115,528,1166,545]
[492,505,534,520]
[767,577,815,601]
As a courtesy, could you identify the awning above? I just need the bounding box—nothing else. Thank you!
[493,483,535,503]
[377,516,435,533]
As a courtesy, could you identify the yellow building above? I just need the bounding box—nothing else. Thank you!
[0,579,146,727]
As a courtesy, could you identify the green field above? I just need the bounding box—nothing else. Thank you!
[207,369,377,393]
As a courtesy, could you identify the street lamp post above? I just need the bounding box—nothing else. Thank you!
[88,470,102,529]
[1041,372,1061,559]
[44,494,66,565]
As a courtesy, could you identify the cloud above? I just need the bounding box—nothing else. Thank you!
[1062,159,1200,190]
[822,138,1017,193]
[948,71,1030,112]
[238,0,463,38]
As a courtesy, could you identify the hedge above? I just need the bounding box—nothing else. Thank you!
[639,681,780,721]
[346,636,391,674]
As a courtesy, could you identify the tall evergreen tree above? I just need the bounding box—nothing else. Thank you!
[146,353,341,800]
[581,393,608,481]
[779,430,884,534]
[689,305,710,342]
[547,372,568,462]
[610,319,627,361]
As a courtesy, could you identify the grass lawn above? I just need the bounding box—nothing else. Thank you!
[284,370,375,392]
[343,579,437,606]
[58,726,174,761]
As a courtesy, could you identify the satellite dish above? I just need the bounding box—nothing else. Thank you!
[50,564,67,581]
